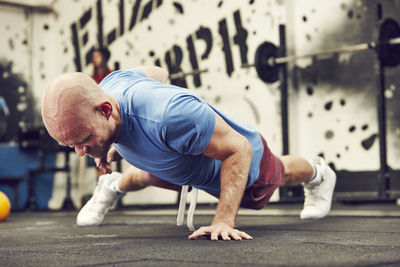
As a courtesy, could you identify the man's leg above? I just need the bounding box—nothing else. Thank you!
[77,166,181,226]
[118,167,182,192]
[279,155,336,219]
[279,155,315,185]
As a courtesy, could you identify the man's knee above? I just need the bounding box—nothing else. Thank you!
[278,155,313,185]
[121,166,149,190]
[279,156,291,182]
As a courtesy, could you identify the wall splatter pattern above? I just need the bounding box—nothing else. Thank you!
[288,0,400,171]
[1,0,399,203]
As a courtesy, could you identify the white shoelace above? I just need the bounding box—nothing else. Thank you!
[176,185,198,231]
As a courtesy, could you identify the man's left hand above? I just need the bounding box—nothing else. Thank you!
[188,222,253,241]
[94,145,122,174]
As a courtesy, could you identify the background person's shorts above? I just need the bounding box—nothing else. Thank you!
[240,134,285,210]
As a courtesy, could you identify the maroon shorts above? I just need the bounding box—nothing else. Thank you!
[239,134,285,210]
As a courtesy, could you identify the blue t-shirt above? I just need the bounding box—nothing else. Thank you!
[99,69,264,195]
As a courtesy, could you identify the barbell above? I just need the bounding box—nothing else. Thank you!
[169,69,209,80]
[169,18,400,84]
[244,17,400,83]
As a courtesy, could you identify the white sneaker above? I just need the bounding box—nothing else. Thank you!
[300,157,336,220]
[77,172,125,226]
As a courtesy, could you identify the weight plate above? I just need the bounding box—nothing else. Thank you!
[255,42,279,83]
[378,18,400,67]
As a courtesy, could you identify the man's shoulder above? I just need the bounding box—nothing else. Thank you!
[100,69,144,87]
[133,84,196,105]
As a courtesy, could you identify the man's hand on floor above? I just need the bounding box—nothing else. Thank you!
[188,222,253,241]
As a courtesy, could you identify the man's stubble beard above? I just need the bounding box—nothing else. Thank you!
[87,138,113,159]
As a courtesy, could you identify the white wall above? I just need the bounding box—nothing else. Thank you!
[1,0,400,208]
[288,0,384,171]
[4,0,285,207]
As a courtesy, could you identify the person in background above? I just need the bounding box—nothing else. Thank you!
[82,47,114,205]
[91,47,112,84]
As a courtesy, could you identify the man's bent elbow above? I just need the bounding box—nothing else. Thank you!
[160,68,169,83]
[137,66,169,83]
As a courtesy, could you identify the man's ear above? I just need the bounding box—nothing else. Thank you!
[96,102,113,119]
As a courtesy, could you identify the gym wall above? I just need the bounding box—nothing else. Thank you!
[287,0,400,199]
[0,0,399,208]
[1,0,287,207]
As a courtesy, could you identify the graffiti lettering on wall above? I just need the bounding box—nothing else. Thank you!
[71,0,164,72]
[70,0,257,88]
[157,9,248,88]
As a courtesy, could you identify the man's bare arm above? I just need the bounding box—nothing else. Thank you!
[137,66,169,83]
[188,113,253,241]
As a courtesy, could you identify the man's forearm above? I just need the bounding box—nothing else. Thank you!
[189,115,254,241]
[213,147,252,227]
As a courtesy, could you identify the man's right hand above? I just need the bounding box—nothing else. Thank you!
[94,145,122,174]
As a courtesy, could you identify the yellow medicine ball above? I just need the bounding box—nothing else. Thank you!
[0,191,11,221]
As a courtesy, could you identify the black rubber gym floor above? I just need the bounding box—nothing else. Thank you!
[0,203,399,267]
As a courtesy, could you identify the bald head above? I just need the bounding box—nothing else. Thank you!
[42,72,113,146]
[42,72,105,117]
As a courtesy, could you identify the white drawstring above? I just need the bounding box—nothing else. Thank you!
[187,187,198,231]
[176,185,188,226]
[176,185,198,231]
